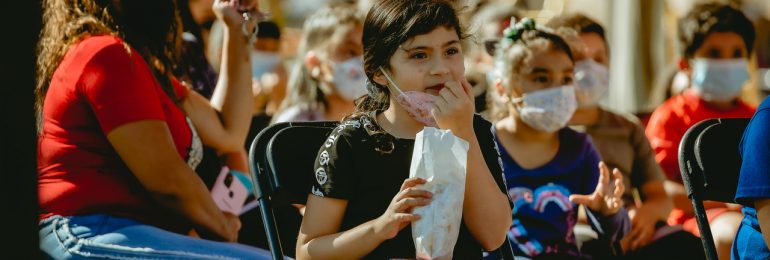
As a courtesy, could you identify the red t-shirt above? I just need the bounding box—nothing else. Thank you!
[38,35,193,231]
[645,90,756,182]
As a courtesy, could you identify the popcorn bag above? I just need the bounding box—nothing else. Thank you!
[409,127,469,260]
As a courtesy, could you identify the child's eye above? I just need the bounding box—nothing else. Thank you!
[563,76,574,85]
[410,52,428,60]
[733,49,744,58]
[708,49,721,58]
[446,47,460,56]
[534,76,550,84]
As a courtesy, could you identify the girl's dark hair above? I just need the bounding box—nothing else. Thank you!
[547,13,608,55]
[353,0,466,118]
[679,3,755,59]
[36,0,182,129]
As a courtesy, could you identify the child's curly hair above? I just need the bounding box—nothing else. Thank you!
[487,17,575,121]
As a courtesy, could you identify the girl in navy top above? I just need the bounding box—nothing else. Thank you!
[488,18,630,259]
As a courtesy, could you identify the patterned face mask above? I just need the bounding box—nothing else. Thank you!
[332,57,368,101]
[690,58,749,102]
[379,67,438,127]
[512,85,578,133]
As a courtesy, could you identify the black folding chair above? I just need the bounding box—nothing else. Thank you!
[248,121,517,260]
[678,118,750,260]
[248,121,339,259]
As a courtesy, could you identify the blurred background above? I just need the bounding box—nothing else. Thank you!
[254,0,770,118]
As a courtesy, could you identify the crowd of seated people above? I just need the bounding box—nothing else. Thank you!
[35,0,768,259]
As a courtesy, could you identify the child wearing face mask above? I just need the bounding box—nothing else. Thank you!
[488,18,629,259]
[272,4,366,123]
[644,4,756,259]
[549,14,705,258]
[296,1,512,259]
[251,21,287,116]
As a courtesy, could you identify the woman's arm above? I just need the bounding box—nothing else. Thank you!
[756,199,770,250]
[184,0,255,153]
[625,180,672,250]
[297,178,431,259]
[433,80,512,250]
[107,120,240,241]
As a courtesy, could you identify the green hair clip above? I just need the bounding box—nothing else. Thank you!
[503,17,536,42]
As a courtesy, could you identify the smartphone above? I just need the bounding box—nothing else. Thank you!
[211,166,252,215]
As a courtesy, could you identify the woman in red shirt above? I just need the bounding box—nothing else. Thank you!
[36,0,269,258]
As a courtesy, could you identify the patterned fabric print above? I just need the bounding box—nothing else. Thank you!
[395,93,438,127]
[515,85,578,133]
[313,118,363,198]
[185,117,203,170]
[508,184,576,257]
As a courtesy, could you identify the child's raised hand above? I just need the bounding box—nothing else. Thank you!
[432,78,475,139]
[213,0,259,29]
[569,161,625,216]
[373,177,432,240]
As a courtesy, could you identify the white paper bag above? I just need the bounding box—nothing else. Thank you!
[409,127,469,260]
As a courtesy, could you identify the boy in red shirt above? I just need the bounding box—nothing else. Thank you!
[645,3,756,259]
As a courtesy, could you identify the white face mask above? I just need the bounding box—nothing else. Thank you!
[332,57,368,101]
[379,67,438,127]
[574,59,609,108]
[512,85,578,133]
[690,58,749,102]
[250,50,280,79]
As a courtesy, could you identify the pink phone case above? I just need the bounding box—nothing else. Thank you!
[211,166,250,215]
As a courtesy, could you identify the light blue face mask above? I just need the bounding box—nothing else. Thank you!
[250,50,280,79]
[690,58,749,102]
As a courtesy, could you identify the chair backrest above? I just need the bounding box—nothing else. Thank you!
[679,118,750,203]
[678,117,750,260]
[248,121,338,259]
[265,122,339,205]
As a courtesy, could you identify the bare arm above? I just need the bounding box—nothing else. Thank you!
[297,178,431,259]
[434,80,512,250]
[107,120,239,241]
[638,180,673,221]
[296,196,383,260]
[756,199,770,250]
[624,180,673,250]
[184,1,255,153]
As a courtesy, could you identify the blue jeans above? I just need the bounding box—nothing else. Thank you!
[40,214,273,259]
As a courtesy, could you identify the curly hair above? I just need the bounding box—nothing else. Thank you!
[488,19,574,121]
[36,0,182,128]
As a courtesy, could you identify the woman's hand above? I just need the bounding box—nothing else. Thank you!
[432,78,476,140]
[212,0,258,29]
[373,177,432,240]
[221,212,242,242]
[570,161,625,216]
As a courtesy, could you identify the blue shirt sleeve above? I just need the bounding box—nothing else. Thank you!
[736,105,770,205]
[582,135,601,195]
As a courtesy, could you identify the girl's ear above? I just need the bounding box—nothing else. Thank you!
[372,69,388,86]
[304,51,321,79]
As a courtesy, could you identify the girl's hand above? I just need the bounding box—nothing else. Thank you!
[432,78,475,139]
[373,177,432,240]
[570,161,625,216]
[213,0,258,29]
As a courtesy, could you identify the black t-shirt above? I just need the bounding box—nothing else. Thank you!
[310,112,509,259]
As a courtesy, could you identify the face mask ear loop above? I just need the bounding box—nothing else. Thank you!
[379,67,406,96]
